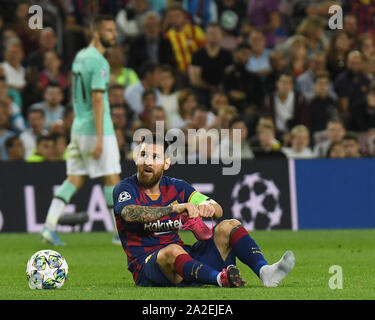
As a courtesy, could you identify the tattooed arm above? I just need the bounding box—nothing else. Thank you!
[121,203,199,223]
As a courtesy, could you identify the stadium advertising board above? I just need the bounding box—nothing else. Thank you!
[0,160,295,233]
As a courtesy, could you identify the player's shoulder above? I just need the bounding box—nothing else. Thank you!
[115,174,139,193]
[75,46,108,65]
[162,175,191,189]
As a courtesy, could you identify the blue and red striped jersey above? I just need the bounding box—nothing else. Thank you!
[113,173,197,282]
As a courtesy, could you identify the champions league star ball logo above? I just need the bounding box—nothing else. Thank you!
[231,173,282,231]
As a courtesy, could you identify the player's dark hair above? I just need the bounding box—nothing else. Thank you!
[141,133,170,155]
[92,14,114,30]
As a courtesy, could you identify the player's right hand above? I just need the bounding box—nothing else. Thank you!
[92,141,103,159]
[172,203,199,219]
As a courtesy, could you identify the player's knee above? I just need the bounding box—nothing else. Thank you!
[215,219,242,239]
[157,244,186,265]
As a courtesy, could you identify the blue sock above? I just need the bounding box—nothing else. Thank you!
[174,254,219,285]
[229,225,268,277]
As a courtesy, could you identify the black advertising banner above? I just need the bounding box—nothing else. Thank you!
[0,160,293,233]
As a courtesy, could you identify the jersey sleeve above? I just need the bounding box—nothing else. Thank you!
[90,58,109,91]
[178,179,210,205]
[113,181,138,216]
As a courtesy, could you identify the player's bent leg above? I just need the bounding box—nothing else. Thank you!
[214,219,295,287]
[214,219,242,261]
[156,244,187,284]
[41,175,86,246]
[156,244,244,287]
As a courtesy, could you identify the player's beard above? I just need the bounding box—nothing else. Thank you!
[138,166,164,189]
[99,34,114,49]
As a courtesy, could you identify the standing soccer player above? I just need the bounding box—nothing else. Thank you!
[41,15,121,246]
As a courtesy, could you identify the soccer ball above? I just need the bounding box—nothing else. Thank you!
[231,173,283,231]
[26,250,68,289]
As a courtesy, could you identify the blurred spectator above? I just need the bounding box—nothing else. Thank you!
[261,71,309,137]
[51,133,67,161]
[252,119,285,159]
[288,36,309,77]
[342,132,362,158]
[343,13,358,50]
[115,0,150,44]
[313,117,346,157]
[106,45,139,88]
[334,51,370,129]
[223,43,263,114]
[127,11,175,73]
[0,96,26,133]
[209,91,229,116]
[209,104,237,128]
[290,1,338,30]
[40,51,67,90]
[30,84,65,130]
[327,140,346,159]
[343,0,375,35]
[1,39,26,91]
[20,108,48,159]
[359,33,375,72]
[183,0,218,28]
[164,2,206,73]
[26,135,56,162]
[0,103,15,160]
[326,30,351,81]
[282,125,314,158]
[14,2,39,55]
[184,105,209,131]
[149,106,168,133]
[26,27,57,72]
[0,66,22,110]
[247,0,282,48]
[159,65,180,128]
[295,15,328,55]
[351,85,375,132]
[212,117,254,160]
[111,104,128,131]
[246,29,272,77]
[296,51,337,102]
[5,135,24,161]
[169,89,199,129]
[138,90,158,129]
[216,0,247,40]
[189,22,233,106]
[308,71,338,138]
[124,62,161,115]
[109,84,135,128]
[263,49,288,94]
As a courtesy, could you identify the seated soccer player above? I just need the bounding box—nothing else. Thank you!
[113,135,295,287]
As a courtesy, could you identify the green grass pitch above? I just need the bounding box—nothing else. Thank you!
[1,229,374,300]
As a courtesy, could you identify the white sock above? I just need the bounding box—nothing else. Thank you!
[260,251,295,287]
[45,198,66,231]
[217,272,223,287]
[108,207,119,236]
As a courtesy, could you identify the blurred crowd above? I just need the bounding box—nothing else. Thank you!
[0,0,374,163]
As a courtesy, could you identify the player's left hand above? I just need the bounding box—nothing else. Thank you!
[197,202,215,218]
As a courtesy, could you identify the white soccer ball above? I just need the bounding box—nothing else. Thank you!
[25,249,68,289]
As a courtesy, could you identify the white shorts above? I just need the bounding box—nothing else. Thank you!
[66,134,121,179]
